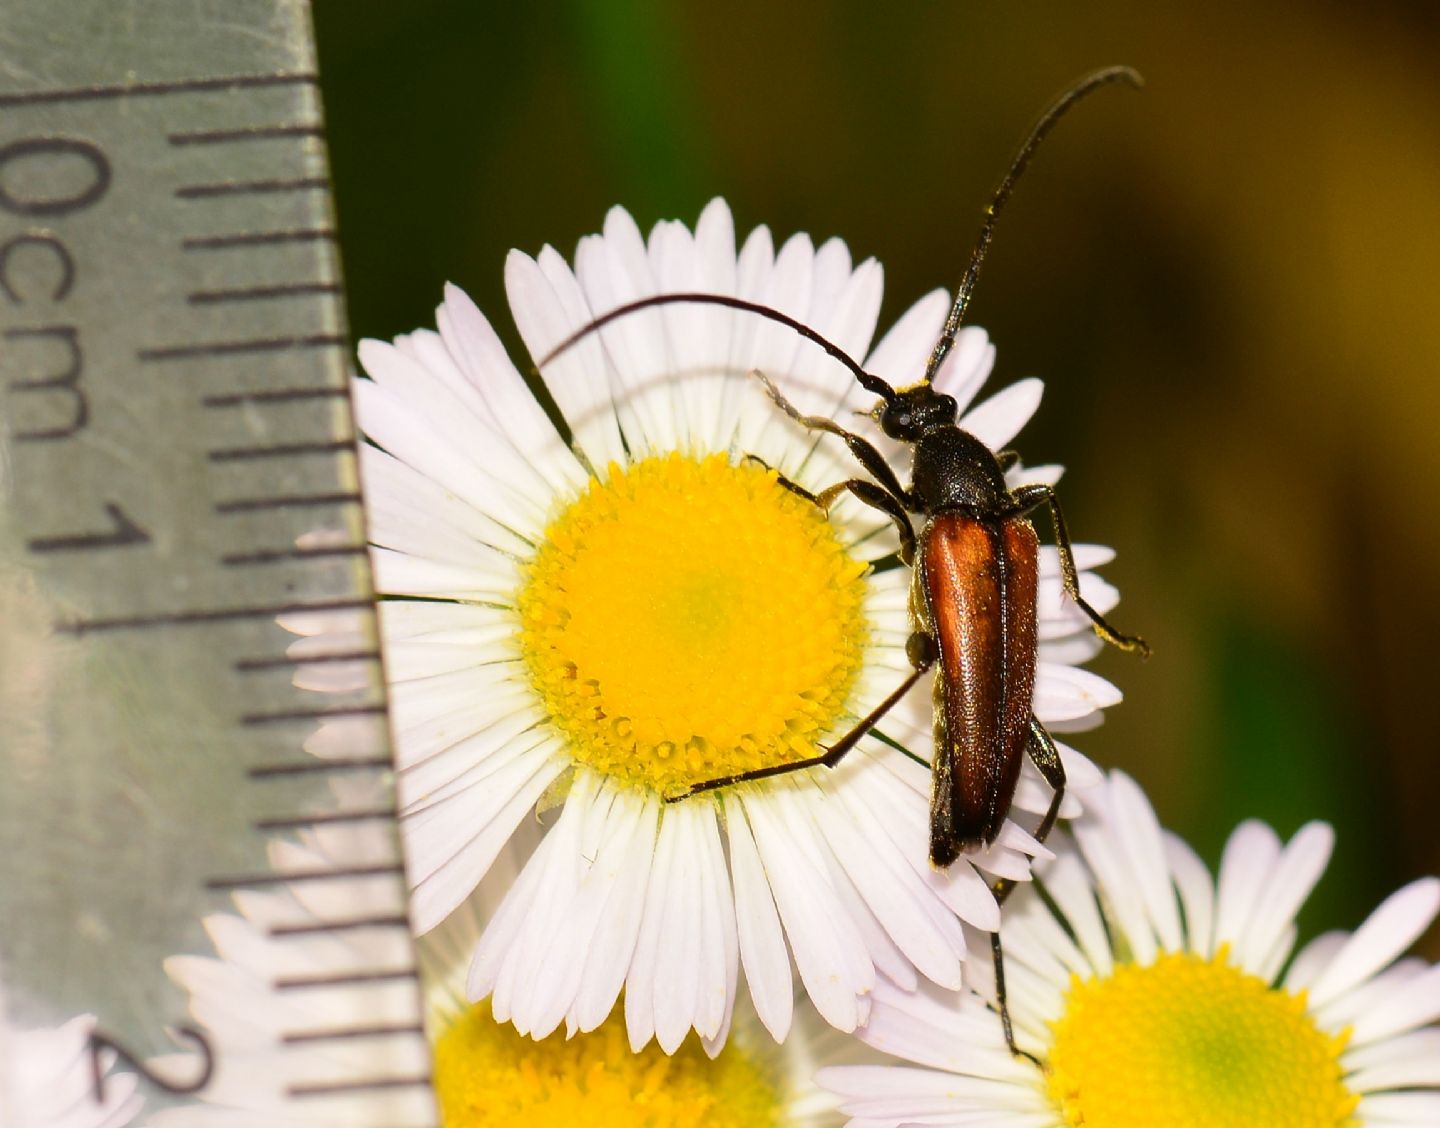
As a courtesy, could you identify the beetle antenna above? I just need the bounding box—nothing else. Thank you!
[922,65,1144,384]
[536,291,897,401]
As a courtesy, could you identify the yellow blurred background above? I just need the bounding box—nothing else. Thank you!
[313,1,1440,954]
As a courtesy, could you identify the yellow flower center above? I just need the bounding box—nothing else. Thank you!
[1046,949,1358,1128]
[433,1001,783,1127]
[517,453,869,796]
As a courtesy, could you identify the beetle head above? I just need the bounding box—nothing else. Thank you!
[877,384,957,441]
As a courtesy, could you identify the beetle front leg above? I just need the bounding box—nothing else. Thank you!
[742,455,916,563]
[739,453,820,503]
[814,479,917,564]
[749,369,915,509]
[1009,483,1151,657]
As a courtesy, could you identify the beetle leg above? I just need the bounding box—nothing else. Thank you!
[1021,718,1066,847]
[986,719,1064,1065]
[996,448,1020,471]
[1009,483,1151,657]
[991,719,1066,907]
[741,455,916,561]
[670,647,934,801]
[749,369,916,509]
[992,931,1042,1065]
[814,479,917,565]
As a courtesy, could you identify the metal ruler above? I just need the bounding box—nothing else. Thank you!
[0,1,432,1121]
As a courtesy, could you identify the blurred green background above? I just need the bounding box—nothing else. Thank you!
[312,1,1440,955]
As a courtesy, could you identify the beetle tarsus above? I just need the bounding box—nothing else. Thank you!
[741,453,821,504]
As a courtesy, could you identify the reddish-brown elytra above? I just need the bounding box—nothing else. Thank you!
[539,66,1151,1056]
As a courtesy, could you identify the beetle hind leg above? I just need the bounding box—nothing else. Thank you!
[989,718,1065,1062]
[1009,483,1151,657]
[1021,717,1067,853]
[992,930,1043,1065]
[990,718,1066,907]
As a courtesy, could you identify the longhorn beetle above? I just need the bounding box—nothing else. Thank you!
[540,66,1150,1056]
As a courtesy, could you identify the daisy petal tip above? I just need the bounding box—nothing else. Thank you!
[605,202,639,228]
[1400,875,1440,925]
[441,279,477,312]
[355,336,389,372]
[502,246,539,286]
[697,195,733,225]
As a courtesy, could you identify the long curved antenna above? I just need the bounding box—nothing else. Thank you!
[534,291,896,401]
[922,65,1144,384]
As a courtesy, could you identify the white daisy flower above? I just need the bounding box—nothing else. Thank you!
[0,976,140,1128]
[351,197,1128,1050]
[154,777,848,1128]
[422,862,853,1127]
[147,778,433,1127]
[818,770,1440,1127]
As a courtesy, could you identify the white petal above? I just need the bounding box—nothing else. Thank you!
[1212,819,1282,958]
[1355,1092,1440,1125]
[1306,878,1440,1008]
[570,792,659,1031]
[864,288,949,388]
[408,746,564,932]
[1037,844,1113,978]
[356,342,555,525]
[1284,930,1347,992]
[1107,771,1184,951]
[1163,831,1216,957]
[486,776,597,1034]
[1073,798,1158,966]
[957,378,1043,451]
[746,787,873,1031]
[647,807,706,1052]
[505,247,626,469]
[1347,963,1440,1044]
[623,804,685,1051]
[818,787,966,989]
[724,793,794,1042]
[1234,821,1333,972]
[931,326,997,414]
[522,784,652,1037]
[1345,1028,1440,1091]
[435,282,583,496]
[1032,663,1122,723]
[694,806,738,1043]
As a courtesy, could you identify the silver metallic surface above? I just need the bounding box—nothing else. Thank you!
[0,1,432,1119]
